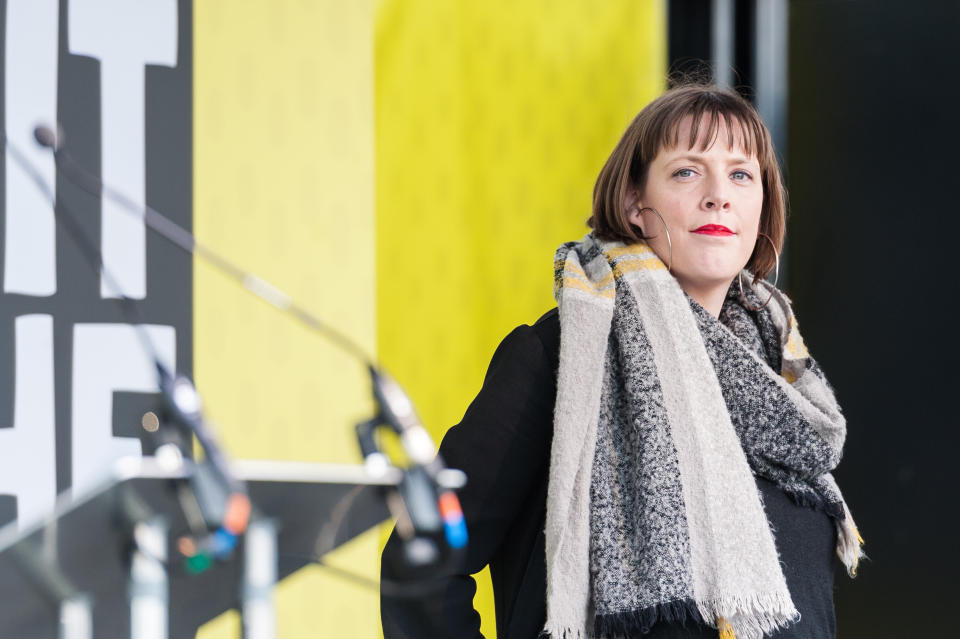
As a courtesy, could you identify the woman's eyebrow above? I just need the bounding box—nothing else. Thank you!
[667,154,756,165]
[665,154,706,164]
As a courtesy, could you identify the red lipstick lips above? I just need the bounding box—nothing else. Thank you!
[692,224,735,236]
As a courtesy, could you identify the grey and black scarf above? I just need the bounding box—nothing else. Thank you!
[544,235,864,639]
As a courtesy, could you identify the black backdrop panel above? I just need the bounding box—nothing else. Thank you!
[789,1,959,635]
[0,0,192,523]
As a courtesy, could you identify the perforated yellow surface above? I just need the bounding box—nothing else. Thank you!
[376,1,666,431]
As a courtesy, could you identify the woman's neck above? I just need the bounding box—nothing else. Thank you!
[677,277,734,318]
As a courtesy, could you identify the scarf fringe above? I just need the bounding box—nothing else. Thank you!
[543,594,800,639]
[836,500,867,577]
[781,486,846,520]
[696,593,800,639]
[594,599,704,636]
[539,627,582,639]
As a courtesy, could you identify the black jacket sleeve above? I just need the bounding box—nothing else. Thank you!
[381,311,559,639]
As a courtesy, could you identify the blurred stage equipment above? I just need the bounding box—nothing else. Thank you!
[0,125,468,637]
[0,458,400,638]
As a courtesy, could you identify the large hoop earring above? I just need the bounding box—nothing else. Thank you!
[636,207,672,273]
[738,232,780,311]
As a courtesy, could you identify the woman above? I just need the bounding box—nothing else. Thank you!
[381,84,864,639]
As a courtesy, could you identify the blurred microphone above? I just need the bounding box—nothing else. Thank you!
[33,124,59,150]
[369,366,468,562]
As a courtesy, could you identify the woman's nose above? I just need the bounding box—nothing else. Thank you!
[702,180,731,210]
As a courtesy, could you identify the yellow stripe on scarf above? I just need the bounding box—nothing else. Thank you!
[604,242,668,279]
[559,276,615,299]
[602,242,659,259]
[555,242,669,301]
[611,255,668,279]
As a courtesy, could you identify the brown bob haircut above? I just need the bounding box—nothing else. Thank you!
[589,84,786,282]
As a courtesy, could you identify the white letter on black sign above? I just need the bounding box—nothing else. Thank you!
[3,1,59,297]
[68,0,178,299]
[0,315,56,530]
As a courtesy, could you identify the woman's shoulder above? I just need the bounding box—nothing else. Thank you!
[474,308,561,407]
[498,308,560,378]
[530,307,559,359]
[533,306,559,329]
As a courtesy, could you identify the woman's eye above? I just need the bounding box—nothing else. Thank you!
[731,170,752,181]
[673,168,695,178]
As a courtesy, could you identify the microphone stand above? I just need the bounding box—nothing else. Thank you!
[3,131,251,572]
[28,125,468,567]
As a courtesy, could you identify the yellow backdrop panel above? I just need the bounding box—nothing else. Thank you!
[375,1,666,637]
[194,1,377,637]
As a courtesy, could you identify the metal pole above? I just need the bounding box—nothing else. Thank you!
[242,519,277,639]
[754,0,789,153]
[754,0,790,284]
[59,595,92,639]
[129,517,168,639]
[712,0,735,87]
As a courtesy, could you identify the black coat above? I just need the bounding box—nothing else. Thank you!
[381,309,839,639]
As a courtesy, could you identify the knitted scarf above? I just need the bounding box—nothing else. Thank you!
[544,235,864,639]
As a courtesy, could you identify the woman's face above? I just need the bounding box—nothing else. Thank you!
[629,114,764,297]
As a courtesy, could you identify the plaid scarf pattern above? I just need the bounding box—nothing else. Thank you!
[544,235,864,639]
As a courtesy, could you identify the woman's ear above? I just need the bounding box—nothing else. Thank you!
[625,189,644,231]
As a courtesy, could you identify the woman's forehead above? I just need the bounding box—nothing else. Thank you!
[666,112,757,156]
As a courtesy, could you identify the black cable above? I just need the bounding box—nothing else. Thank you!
[2,132,163,365]
[49,141,373,367]
[4,131,251,564]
